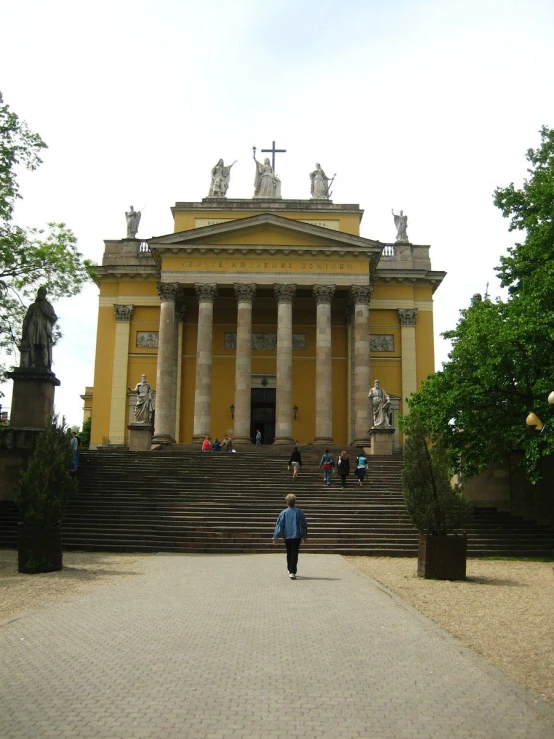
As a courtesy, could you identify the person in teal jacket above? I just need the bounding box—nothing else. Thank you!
[273,494,308,579]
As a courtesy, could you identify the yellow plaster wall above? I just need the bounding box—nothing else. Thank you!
[90,306,116,446]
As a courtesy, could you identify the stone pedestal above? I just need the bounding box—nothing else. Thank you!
[369,427,395,456]
[7,367,60,429]
[128,423,154,451]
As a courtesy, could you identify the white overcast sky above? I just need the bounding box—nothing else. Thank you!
[1,0,553,428]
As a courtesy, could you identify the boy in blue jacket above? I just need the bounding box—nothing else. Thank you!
[273,494,308,579]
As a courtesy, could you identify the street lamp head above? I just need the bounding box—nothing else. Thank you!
[548,391,554,405]
[526,412,543,431]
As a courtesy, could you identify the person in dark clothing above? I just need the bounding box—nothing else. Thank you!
[288,446,302,480]
[273,494,308,579]
[337,450,350,487]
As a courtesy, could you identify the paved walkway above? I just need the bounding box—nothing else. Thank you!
[1,553,553,739]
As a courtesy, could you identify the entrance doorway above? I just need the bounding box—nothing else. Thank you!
[251,388,276,444]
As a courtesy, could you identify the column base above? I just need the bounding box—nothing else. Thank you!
[272,437,295,446]
[233,436,253,445]
[151,433,175,446]
[313,436,333,444]
[369,427,395,456]
[350,437,370,447]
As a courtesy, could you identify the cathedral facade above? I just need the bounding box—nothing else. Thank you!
[87,184,444,448]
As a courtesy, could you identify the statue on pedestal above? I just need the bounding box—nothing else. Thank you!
[20,287,57,370]
[133,374,154,424]
[208,159,236,197]
[392,209,409,243]
[368,379,391,428]
[310,163,334,199]
[125,206,141,238]
[253,155,281,198]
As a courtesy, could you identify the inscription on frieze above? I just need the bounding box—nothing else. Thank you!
[224,333,306,351]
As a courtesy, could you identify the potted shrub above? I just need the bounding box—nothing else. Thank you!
[16,415,78,573]
[400,412,472,579]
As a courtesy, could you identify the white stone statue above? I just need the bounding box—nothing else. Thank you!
[253,155,281,198]
[368,379,391,428]
[392,209,408,242]
[125,206,141,238]
[208,159,236,197]
[20,287,57,369]
[133,374,154,424]
[310,163,334,199]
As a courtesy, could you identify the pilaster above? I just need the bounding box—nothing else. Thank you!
[398,308,418,415]
[109,304,133,443]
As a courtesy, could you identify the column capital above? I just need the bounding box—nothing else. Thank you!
[195,283,218,303]
[234,283,256,303]
[157,282,179,303]
[113,304,133,322]
[350,285,373,305]
[398,308,419,326]
[313,285,335,304]
[274,284,296,304]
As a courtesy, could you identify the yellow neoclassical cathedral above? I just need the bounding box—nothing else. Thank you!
[86,155,444,449]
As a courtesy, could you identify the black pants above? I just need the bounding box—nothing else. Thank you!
[339,474,347,487]
[285,537,301,574]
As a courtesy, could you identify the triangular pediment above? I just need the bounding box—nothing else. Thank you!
[149,213,383,254]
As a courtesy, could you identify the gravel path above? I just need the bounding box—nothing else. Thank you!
[1,550,552,708]
[346,556,554,706]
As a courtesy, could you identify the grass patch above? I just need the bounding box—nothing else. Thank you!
[478,555,554,563]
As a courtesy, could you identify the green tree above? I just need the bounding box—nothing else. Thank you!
[16,415,77,529]
[0,94,94,380]
[403,127,554,484]
[400,412,472,536]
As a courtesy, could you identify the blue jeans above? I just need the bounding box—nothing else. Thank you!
[323,466,332,484]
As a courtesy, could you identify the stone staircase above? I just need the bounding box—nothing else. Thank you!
[1,445,553,557]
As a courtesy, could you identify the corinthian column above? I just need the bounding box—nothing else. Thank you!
[233,284,256,444]
[273,284,296,445]
[170,303,185,442]
[192,283,218,441]
[398,308,419,415]
[313,285,335,443]
[350,285,372,446]
[153,283,179,444]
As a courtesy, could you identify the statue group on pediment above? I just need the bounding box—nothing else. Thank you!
[204,153,336,202]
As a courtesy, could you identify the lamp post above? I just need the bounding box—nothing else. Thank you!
[293,405,298,421]
[230,404,235,420]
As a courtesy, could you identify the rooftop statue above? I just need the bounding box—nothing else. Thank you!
[125,206,141,238]
[253,154,282,199]
[392,209,409,243]
[208,159,236,198]
[368,379,392,428]
[20,287,57,369]
[310,163,334,200]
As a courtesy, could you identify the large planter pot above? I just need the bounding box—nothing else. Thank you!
[18,525,63,573]
[417,533,467,580]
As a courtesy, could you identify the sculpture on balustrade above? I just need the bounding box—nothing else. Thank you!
[253,155,282,198]
[392,209,409,243]
[208,159,237,197]
[125,206,141,238]
[368,379,391,428]
[310,163,334,199]
[133,374,154,424]
[20,287,57,370]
